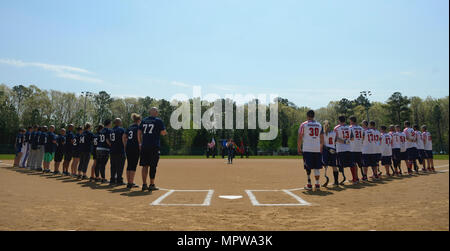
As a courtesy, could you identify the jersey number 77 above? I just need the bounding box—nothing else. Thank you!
[142,124,154,134]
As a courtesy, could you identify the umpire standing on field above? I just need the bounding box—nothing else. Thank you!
[138,107,167,191]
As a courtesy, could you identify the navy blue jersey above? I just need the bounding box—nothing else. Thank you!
[93,134,99,149]
[110,126,125,154]
[79,131,94,153]
[139,116,165,148]
[30,131,39,149]
[38,131,46,145]
[15,134,24,148]
[56,135,66,152]
[126,124,139,151]
[65,131,75,153]
[97,128,112,149]
[24,131,31,143]
[45,132,57,153]
[73,133,81,153]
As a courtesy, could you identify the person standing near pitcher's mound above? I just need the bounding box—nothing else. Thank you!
[138,107,167,191]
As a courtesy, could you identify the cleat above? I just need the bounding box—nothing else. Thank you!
[142,184,148,191]
[82,175,88,180]
[304,184,313,191]
[126,183,133,189]
[148,184,159,191]
[101,179,108,184]
[314,184,320,190]
[89,177,95,182]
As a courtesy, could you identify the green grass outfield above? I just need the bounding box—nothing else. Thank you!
[1,154,448,160]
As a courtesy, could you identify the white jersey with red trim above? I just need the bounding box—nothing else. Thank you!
[298,120,323,153]
[349,125,364,152]
[362,128,381,154]
[423,132,432,151]
[415,130,424,149]
[324,131,336,149]
[334,124,351,153]
[398,131,407,152]
[381,133,393,156]
[403,127,417,149]
[391,131,401,149]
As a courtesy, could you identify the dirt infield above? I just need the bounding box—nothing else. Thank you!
[0,158,448,231]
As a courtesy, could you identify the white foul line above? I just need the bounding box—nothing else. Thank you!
[245,189,311,206]
[150,189,214,206]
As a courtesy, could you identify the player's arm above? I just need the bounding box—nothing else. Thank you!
[297,125,303,155]
[160,120,167,136]
[137,128,143,151]
[122,131,127,151]
[106,133,111,147]
[320,130,324,154]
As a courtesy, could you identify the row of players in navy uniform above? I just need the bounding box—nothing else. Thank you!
[298,110,435,191]
[13,107,167,191]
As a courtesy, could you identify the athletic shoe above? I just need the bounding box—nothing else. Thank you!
[304,184,312,191]
[148,184,159,191]
[132,183,139,188]
[314,184,320,190]
[82,175,88,180]
[77,175,82,180]
[109,181,116,186]
[332,182,339,187]
[52,171,60,175]
[126,183,133,189]
[89,177,95,182]
[95,178,101,182]
[142,184,148,191]
[116,181,126,186]
[101,179,108,184]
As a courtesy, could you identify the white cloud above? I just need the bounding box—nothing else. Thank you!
[170,81,191,88]
[0,58,103,83]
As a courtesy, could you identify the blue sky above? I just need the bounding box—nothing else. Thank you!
[0,0,448,108]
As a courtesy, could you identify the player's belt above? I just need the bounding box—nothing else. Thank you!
[96,147,110,151]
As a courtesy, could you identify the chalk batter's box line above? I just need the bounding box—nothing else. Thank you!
[245,189,311,206]
[150,189,214,206]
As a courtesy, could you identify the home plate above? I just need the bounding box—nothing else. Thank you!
[219,195,243,200]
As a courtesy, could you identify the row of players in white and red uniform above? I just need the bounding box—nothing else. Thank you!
[298,110,434,191]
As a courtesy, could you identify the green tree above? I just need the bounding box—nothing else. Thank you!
[385,92,411,125]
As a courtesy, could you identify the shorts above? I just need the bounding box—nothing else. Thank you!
[321,147,336,167]
[72,151,80,158]
[392,148,401,161]
[54,151,64,162]
[44,152,55,162]
[418,149,425,162]
[92,148,97,160]
[337,151,353,168]
[303,152,322,170]
[381,156,392,166]
[363,154,379,167]
[64,152,73,161]
[140,146,160,168]
[407,147,418,161]
[425,150,433,159]
[400,151,407,161]
[126,149,140,171]
[351,152,362,167]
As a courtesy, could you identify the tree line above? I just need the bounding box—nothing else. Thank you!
[0,84,448,155]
